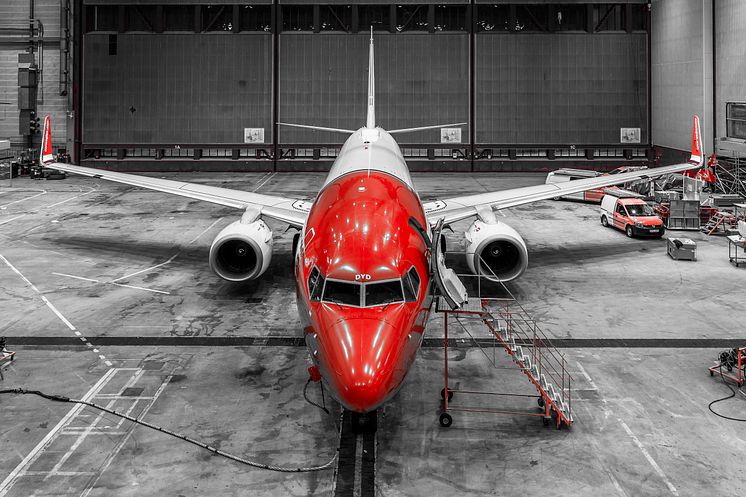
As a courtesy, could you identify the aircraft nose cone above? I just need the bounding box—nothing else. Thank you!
[324,318,400,413]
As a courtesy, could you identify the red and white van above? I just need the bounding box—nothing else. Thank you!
[600,194,665,238]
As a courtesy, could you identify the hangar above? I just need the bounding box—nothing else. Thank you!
[1,1,745,496]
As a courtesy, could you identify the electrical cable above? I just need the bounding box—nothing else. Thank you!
[303,378,329,414]
[707,364,746,422]
[0,387,338,472]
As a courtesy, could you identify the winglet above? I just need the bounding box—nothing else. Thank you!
[39,115,55,165]
[366,26,375,130]
[689,115,703,165]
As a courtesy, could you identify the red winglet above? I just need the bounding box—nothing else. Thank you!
[40,115,54,165]
[689,115,702,164]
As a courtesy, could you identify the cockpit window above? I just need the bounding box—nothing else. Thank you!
[315,268,421,308]
[308,266,324,301]
[322,279,362,307]
[402,267,420,302]
[365,280,404,307]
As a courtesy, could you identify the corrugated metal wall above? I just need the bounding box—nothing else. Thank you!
[715,0,746,142]
[83,34,272,144]
[476,33,648,144]
[279,33,469,144]
[73,1,660,169]
[651,0,713,154]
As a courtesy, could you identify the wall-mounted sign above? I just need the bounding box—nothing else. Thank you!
[441,128,462,144]
[244,128,265,144]
[620,128,641,144]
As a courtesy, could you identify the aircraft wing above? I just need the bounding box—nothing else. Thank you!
[39,118,309,228]
[425,116,705,225]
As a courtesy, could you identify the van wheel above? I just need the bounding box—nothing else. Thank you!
[601,215,609,227]
[625,225,634,238]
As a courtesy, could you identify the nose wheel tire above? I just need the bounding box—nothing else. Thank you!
[439,412,453,428]
[350,410,378,434]
[440,388,454,401]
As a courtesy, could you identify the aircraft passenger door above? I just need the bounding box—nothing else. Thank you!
[430,218,468,310]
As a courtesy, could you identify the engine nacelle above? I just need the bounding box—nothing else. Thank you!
[465,220,528,282]
[209,216,273,282]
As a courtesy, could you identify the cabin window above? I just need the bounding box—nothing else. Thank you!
[322,279,362,307]
[365,280,404,307]
[402,267,420,302]
[308,267,324,301]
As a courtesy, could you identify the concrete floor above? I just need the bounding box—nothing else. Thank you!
[0,172,745,496]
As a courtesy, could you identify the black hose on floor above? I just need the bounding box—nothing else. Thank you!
[707,365,746,422]
[0,387,337,472]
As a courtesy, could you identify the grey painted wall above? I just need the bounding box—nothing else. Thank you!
[83,34,273,144]
[476,33,648,145]
[279,33,469,144]
[651,0,713,155]
[715,0,746,142]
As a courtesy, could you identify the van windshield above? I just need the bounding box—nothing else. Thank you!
[625,204,654,216]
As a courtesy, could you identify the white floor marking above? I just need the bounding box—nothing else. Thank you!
[43,188,96,209]
[79,374,173,497]
[1,253,112,365]
[605,469,630,497]
[186,216,226,245]
[111,282,170,295]
[0,190,46,209]
[40,295,76,331]
[0,368,117,496]
[0,215,26,227]
[619,420,679,496]
[251,172,275,192]
[576,362,599,390]
[44,370,144,481]
[52,272,171,295]
[53,272,99,283]
[111,216,223,283]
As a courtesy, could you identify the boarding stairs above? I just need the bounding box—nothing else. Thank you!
[701,211,738,236]
[434,256,573,429]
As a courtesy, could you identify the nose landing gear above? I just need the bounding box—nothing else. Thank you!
[350,409,378,434]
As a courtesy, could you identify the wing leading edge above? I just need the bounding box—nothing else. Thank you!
[40,117,309,228]
[425,116,706,225]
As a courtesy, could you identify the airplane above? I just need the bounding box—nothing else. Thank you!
[39,30,705,431]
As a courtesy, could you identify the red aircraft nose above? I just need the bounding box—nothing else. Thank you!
[322,317,402,413]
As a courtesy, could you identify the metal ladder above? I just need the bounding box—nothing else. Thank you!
[482,301,573,428]
[436,253,573,429]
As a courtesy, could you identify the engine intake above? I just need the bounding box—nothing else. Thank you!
[209,217,273,282]
[465,220,528,282]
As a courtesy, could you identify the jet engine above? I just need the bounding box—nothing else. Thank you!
[464,220,528,282]
[209,213,273,282]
